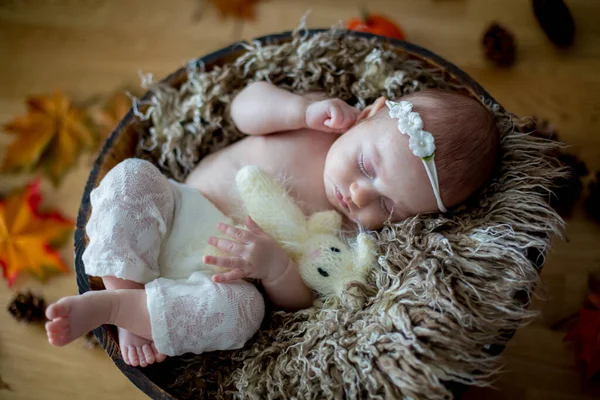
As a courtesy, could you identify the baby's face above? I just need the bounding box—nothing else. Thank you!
[323,98,440,229]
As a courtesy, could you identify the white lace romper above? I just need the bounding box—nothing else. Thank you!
[82,158,265,357]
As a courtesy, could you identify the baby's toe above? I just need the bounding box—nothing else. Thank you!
[47,332,69,346]
[136,347,148,367]
[45,318,69,334]
[45,319,71,346]
[121,347,131,365]
[142,344,155,365]
[151,343,167,363]
[45,301,70,320]
[127,346,140,367]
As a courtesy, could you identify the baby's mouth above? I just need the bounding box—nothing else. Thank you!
[335,186,350,210]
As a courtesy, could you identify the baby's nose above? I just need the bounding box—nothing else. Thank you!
[349,182,376,208]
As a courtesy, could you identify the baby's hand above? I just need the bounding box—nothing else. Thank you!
[205,216,290,284]
[305,99,360,133]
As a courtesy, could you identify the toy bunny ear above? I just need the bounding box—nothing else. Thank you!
[235,165,308,249]
[307,211,342,234]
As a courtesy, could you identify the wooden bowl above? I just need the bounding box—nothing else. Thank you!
[74,29,499,399]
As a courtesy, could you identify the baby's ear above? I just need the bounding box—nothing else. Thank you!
[308,211,342,234]
[357,107,371,122]
[358,96,387,122]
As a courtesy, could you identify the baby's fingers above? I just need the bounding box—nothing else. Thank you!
[208,236,246,255]
[244,216,264,234]
[204,255,246,270]
[339,107,359,130]
[212,268,247,283]
[324,106,340,128]
[325,104,358,131]
[216,222,250,243]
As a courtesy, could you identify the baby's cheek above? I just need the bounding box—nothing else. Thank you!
[352,210,383,230]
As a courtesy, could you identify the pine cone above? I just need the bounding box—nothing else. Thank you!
[533,0,575,48]
[83,331,100,349]
[7,291,47,323]
[482,23,517,67]
[585,171,600,222]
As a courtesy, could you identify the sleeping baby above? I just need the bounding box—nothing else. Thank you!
[44,82,499,367]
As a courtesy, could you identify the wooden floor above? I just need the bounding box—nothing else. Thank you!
[1,0,600,399]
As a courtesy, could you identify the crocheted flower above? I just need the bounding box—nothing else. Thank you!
[398,111,424,136]
[386,100,412,119]
[409,130,435,158]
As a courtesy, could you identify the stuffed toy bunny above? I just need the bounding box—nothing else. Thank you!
[232,165,376,297]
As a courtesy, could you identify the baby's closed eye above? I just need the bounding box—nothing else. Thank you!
[357,152,375,179]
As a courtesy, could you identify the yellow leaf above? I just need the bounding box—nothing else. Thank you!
[1,91,97,185]
[42,123,84,186]
[2,112,55,172]
[0,180,73,287]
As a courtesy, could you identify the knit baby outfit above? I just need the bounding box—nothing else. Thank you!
[82,158,265,356]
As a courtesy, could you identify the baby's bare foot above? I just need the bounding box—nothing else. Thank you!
[118,328,167,367]
[45,292,111,347]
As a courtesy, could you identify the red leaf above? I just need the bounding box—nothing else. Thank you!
[564,308,600,380]
[0,179,73,287]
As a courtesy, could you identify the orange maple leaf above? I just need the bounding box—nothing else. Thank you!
[0,180,73,287]
[207,0,260,19]
[1,91,96,186]
[89,92,131,141]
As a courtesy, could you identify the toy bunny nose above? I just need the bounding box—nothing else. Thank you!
[349,182,376,208]
[309,249,320,260]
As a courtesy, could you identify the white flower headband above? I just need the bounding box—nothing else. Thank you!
[386,100,447,213]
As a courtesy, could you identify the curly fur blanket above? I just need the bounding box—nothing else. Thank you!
[128,25,563,399]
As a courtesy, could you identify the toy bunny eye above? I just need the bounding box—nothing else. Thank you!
[318,268,330,277]
[329,247,341,253]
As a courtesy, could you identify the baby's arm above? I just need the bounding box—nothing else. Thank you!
[231,81,359,135]
[261,258,313,310]
[231,81,309,135]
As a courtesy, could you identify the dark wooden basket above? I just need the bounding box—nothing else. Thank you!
[75,30,500,399]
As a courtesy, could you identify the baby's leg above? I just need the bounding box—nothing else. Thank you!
[103,276,166,367]
[45,276,164,367]
[46,289,151,350]
[146,272,265,356]
[82,158,175,283]
[78,158,176,366]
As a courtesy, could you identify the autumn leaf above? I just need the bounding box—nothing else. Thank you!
[346,12,406,40]
[1,91,96,186]
[0,179,73,287]
[564,308,600,381]
[207,0,260,19]
[89,91,131,143]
